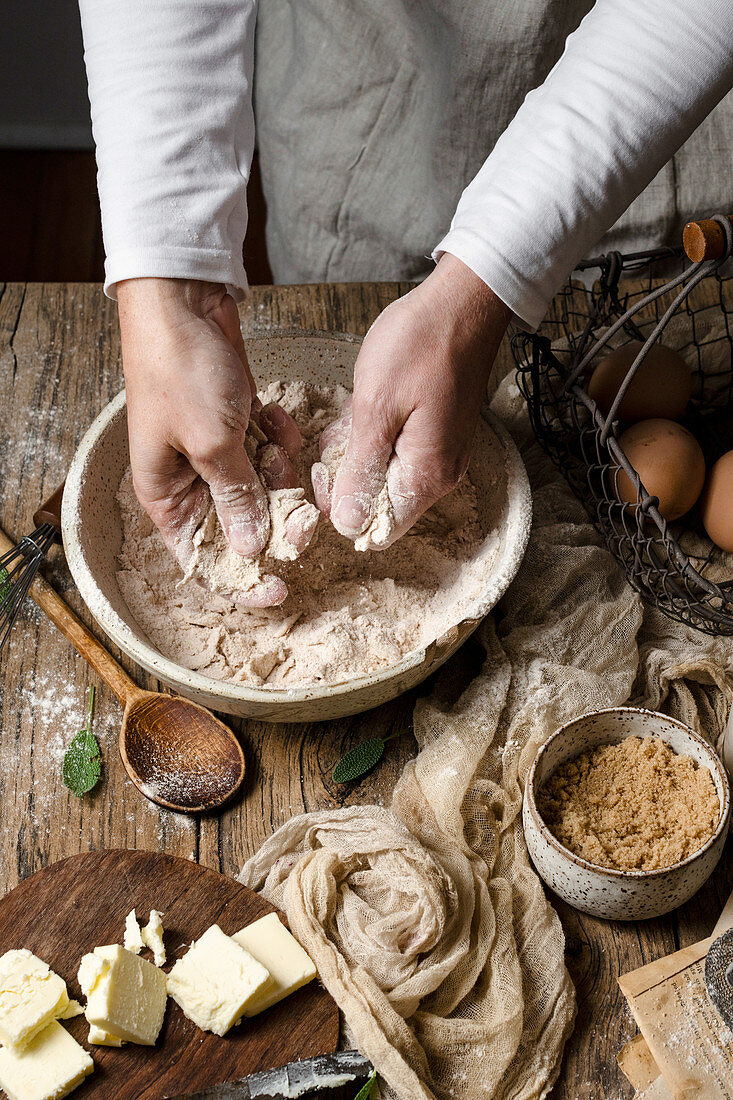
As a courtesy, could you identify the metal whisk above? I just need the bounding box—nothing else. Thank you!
[0,485,64,653]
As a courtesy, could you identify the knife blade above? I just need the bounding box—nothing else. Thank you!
[165,1050,374,1100]
[705,927,733,1030]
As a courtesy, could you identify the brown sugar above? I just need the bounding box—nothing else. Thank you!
[536,736,719,871]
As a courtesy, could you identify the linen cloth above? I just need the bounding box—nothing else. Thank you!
[240,368,733,1100]
[255,0,733,329]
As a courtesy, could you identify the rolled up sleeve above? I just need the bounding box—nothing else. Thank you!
[78,0,256,298]
[435,0,733,329]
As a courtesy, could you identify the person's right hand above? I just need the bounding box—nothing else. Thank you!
[117,278,306,607]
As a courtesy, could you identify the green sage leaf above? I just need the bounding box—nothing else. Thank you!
[62,686,101,797]
[0,566,9,603]
[333,738,386,783]
[354,1071,378,1100]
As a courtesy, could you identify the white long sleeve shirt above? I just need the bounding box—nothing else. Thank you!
[79,0,733,329]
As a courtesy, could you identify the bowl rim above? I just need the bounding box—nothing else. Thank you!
[62,333,532,705]
[525,705,731,880]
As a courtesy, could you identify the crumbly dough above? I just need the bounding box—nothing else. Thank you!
[116,380,488,688]
[355,485,396,550]
[536,736,720,871]
[180,417,320,600]
[313,437,396,551]
[183,489,319,600]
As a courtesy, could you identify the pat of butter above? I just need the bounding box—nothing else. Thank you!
[0,1018,93,1100]
[0,950,70,1050]
[123,909,166,967]
[123,910,144,955]
[232,913,317,1016]
[87,1025,125,1048]
[57,1002,83,1022]
[166,924,271,1036]
[78,945,166,1046]
[141,910,166,967]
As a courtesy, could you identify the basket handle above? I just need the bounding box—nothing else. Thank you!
[683,216,733,263]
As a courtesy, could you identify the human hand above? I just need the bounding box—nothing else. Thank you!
[312,254,511,548]
[118,278,308,607]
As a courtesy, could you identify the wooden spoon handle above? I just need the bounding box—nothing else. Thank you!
[683,217,732,263]
[33,483,65,532]
[0,525,140,707]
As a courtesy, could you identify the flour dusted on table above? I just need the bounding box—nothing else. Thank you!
[116,380,488,687]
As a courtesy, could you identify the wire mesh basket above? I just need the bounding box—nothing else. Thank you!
[511,214,733,635]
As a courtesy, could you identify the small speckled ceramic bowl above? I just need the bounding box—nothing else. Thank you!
[62,332,532,723]
[523,707,730,921]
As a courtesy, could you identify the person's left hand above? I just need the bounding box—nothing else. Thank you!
[312,254,511,546]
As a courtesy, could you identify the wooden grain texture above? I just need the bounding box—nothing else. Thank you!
[0,522,246,813]
[0,542,143,707]
[0,849,339,1098]
[0,283,199,893]
[0,279,730,1100]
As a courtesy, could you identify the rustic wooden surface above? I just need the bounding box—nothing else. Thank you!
[0,849,338,1097]
[0,280,731,1100]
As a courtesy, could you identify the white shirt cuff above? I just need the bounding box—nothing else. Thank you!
[433,230,547,331]
[104,246,249,301]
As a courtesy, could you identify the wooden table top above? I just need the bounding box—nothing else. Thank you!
[0,280,731,1100]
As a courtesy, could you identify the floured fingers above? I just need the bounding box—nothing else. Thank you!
[312,400,353,516]
[284,500,320,555]
[259,401,302,460]
[231,573,288,608]
[256,442,298,491]
[256,443,319,557]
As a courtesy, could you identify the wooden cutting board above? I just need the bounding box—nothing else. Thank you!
[0,850,339,1099]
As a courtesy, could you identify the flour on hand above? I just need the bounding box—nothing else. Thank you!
[116,380,489,688]
[312,430,396,551]
[175,416,320,607]
[182,489,320,606]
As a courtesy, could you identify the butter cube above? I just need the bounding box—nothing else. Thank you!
[166,924,271,1036]
[123,910,143,955]
[0,1018,93,1100]
[123,909,165,966]
[0,950,70,1050]
[87,1025,125,1048]
[141,911,166,967]
[78,945,166,1046]
[232,913,317,1015]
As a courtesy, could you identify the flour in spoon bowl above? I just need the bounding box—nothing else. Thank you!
[116,380,487,688]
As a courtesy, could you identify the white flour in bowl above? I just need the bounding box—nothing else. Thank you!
[116,380,490,688]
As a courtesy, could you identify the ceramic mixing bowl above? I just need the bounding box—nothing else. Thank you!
[62,332,532,722]
[523,707,730,921]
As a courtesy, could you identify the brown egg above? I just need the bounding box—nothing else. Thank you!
[616,419,705,521]
[701,450,733,552]
[588,341,692,422]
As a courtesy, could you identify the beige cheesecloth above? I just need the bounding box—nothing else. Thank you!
[240,371,733,1100]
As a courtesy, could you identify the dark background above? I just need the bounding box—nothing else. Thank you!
[0,1,272,284]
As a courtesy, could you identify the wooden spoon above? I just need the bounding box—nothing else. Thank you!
[0,488,245,814]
